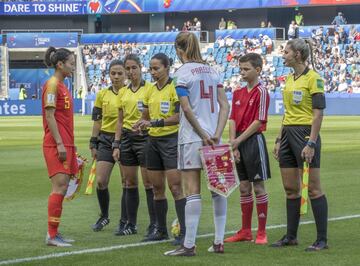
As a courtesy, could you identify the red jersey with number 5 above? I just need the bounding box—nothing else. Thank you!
[229,83,269,133]
[42,76,74,147]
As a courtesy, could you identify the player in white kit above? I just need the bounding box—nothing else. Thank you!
[164,32,230,256]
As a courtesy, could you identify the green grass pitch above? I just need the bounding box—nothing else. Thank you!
[0,115,359,265]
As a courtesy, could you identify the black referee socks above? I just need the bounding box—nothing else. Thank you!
[146,188,156,226]
[286,197,301,239]
[175,198,186,236]
[97,188,109,218]
[120,188,127,224]
[311,195,328,242]
[154,199,168,232]
[126,187,139,226]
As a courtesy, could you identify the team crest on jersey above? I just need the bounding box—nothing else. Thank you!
[137,101,144,112]
[160,101,170,114]
[249,99,254,106]
[292,90,303,105]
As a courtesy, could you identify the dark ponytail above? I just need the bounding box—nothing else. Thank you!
[151,53,172,68]
[44,46,73,68]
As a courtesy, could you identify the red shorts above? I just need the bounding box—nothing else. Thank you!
[43,146,78,178]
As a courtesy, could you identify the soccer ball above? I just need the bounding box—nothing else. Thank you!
[171,218,180,237]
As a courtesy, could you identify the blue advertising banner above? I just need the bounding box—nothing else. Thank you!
[9,69,73,100]
[156,0,258,13]
[0,1,86,16]
[7,33,78,48]
[215,28,276,40]
[269,94,360,115]
[0,99,83,116]
[1,0,360,15]
[80,31,199,44]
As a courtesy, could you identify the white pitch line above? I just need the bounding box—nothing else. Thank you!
[1,214,360,265]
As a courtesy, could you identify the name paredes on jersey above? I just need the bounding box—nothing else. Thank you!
[191,66,212,76]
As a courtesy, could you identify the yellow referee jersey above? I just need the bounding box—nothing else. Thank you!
[94,87,120,133]
[117,80,152,130]
[283,68,324,125]
[143,78,179,137]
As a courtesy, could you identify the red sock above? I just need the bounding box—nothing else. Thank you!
[256,193,268,233]
[48,193,64,238]
[240,194,253,231]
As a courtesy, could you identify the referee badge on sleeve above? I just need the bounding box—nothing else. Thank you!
[160,101,170,114]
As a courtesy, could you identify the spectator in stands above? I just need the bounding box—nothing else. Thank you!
[186,21,192,31]
[267,21,273,28]
[18,84,27,100]
[349,25,357,43]
[193,18,201,31]
[206,53,215,63]
[225,36,236,47]
[338,78,348,92]
[315,26,324,42]
[331,12,347,26]
[181,22,188,31]
[227,20,237,30]
[263,35,273,54]
[171,25,179,32]
[226,51,233,62]
[219,18,226,30]
[260,21,266,28]
[216,36,225,48]
[338,27,348,44]
[288,21,297,40]
[165,25,171,32]
[294,8,304,26]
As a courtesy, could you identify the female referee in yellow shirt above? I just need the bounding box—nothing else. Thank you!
[90,60,127,232]
[271,39,328,251]
[133,53,186,244]
[112,54,155,236]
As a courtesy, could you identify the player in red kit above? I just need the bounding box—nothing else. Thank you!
[42,46,77,247]
[225,53,271,245]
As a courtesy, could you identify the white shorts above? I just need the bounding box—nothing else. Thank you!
[178,141,203,170]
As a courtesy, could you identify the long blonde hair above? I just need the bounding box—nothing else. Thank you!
[175,32,206,64]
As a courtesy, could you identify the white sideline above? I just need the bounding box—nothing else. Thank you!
[1,214,359,265]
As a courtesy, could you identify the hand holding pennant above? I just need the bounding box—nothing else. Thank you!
[199,144,240,197]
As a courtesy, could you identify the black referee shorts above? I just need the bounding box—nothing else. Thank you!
[279,125,321,169]
[120,128,148,167]
[97,131,116,164]
[236,132,271,182]
[146,132,178,171]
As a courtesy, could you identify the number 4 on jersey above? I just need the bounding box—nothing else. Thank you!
[200,80,214,113]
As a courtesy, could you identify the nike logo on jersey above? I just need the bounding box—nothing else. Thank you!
[235,100,240,105]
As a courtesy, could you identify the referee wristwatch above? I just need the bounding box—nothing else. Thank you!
[112,140,121,150]
[306,140,316,149]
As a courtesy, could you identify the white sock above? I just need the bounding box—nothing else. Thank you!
[183,194,201,249]
[212,192,227,245]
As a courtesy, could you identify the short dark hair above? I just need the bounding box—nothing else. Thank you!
[109,59,124,71]
[239,53,263,69]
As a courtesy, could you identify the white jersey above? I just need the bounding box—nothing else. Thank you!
[174,62,222,144]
